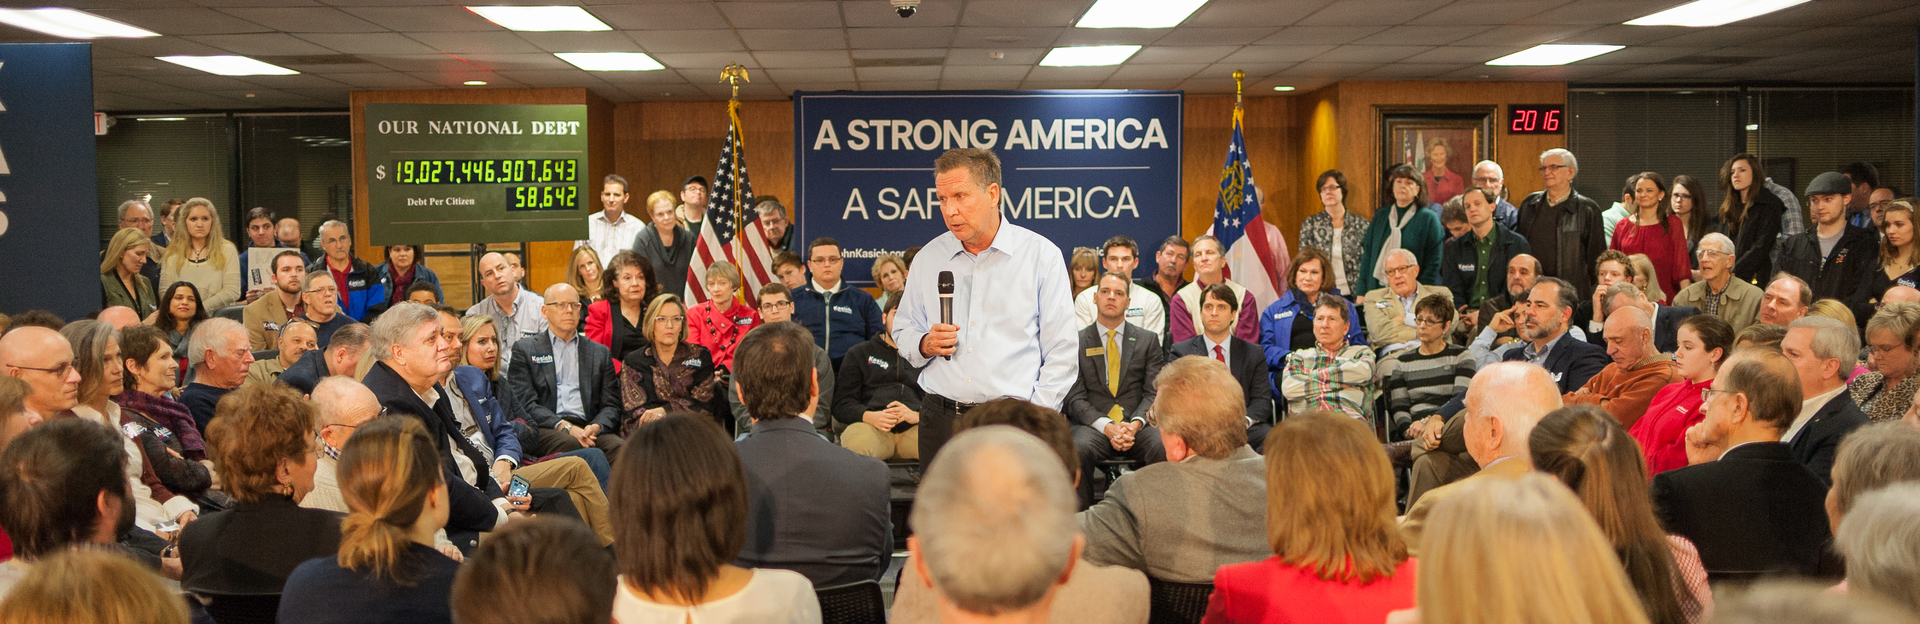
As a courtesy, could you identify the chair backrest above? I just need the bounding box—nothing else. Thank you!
[815,579,886,624]
[1147,577,1214,624]
[253,349,279,362]
[197,592,282,624]
[214,305,246,323]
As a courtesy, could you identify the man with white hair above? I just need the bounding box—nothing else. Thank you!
[910,426,1082,623]
[1516,148,1606,295]
[1362,248,1452,353]
[300,376,383,513]
[756,198,797,253]
[1780,316,1871,485]
[1401,361,1562,553]
[1758,273,1813,327]
[1674,232,1764,334]
[178,317,253,433]
[1079,357,1268,583]
[1564,306,1678,429]
[304,220,385,321]
[1470,160,1519,228]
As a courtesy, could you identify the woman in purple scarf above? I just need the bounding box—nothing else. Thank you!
[116,325,209,463]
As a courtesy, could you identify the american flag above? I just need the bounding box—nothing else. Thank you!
[687,100,775,306]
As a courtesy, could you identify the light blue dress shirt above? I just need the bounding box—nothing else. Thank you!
[893,221,1079,409]
[551,332,584,420]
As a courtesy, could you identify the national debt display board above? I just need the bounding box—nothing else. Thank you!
[794,91,1182,288]
[362,103,590,245]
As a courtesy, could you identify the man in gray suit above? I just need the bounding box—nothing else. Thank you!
[733,321,892,588]
[1067,272,1167,507]
[1079,356,1269,583]
[508,283,624,459]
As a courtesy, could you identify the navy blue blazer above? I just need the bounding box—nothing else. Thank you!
[452,365,523,465]
[1789,391,1870,486]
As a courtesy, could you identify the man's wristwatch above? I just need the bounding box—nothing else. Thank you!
[559,422,573,434]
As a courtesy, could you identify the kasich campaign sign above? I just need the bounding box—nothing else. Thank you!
[794,91,1182,288]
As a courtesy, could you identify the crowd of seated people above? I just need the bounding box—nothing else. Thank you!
[0,151,1916,624]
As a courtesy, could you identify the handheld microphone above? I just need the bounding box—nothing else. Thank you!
[937,271,954,361]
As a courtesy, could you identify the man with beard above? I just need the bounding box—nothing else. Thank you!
[0,418,143,597]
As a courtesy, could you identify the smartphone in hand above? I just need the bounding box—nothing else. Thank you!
[508,474,531,499]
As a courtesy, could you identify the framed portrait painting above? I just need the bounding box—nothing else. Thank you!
[1379,108,1494,207]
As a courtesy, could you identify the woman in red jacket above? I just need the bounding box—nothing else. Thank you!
[1630,314,1735,476]
[685,261,759,372]
[1204,411,1416,624]
[584,250,658,371]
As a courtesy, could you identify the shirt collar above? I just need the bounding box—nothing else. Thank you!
[813,278,842,296]
[1203,334,1230,357]
[594,210,630,225]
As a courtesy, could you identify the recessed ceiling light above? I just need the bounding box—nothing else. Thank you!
[1039,45,1141,67]
[555,52,664,71]
[1076,0,1208,28]
[0,8,159,39]
[156,55,299,76]
[1272,85,1295,92]
[465,6,610,32]
[464,80,487,86]
[1625,0,1812,27]
[1485,44,1624,66]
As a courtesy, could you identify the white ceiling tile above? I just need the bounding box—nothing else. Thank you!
[1509,0,1679,25]
[943,48,1046,65]
[1295,0,1452,26]
[1197,63,1293,79]
[1219,45,1339,63]
[1471,24,1603,45]
[1126,45,1237,64]
[95,75,176,93]
[98,93,193,111]
[362,55,480,72]
[951,27,1061,48]
[1174,76,1237,92]
[717,2,844,29]
[740,29,849,51]
[1256,26,1390,45]
[1395,45,1521,64]
[1278,61,1387,76]
[94,37,237,57]
[1099,78,1183,90]
[404,32,545,54]
[1558,24,1691,46]
[297,33,439,55]
[855,80,940,91]
[1152,27,1281,46]
[1052,28,1169,46]
[1352,63,1475,79]
[591,3,731,30]
[785,82,860,92]
[843,0,961,28]
[752,50,853,68]
[1026,65,1119,82]
[630,29,746,53]
[850,47,947,59]
[232,73,352,89]
[848,27,956,49]
[764,67,857,82]
[1354,25,1494,46]
[517,32,644,53]
[1735,0,1895,27]
[1105,63,1206,81]
[1633,26,1798,48]
[590,69,689,85]
[1021,80,1104,89]
[1308,45,1435,63]
[854,65,941,82]
[653,52,763,70]
[1185,0,1336,28]
[338,7,499,32]
[92,8,270,35]
[217,7,385,33]
[937,79,1025,91]
[1412,1,1570,25]
[457,53,575,71]
[939,64,1030,81]
[183,33,338,56]
[959,0,1084,28]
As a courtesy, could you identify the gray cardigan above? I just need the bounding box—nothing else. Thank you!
[1078,445,1268,583]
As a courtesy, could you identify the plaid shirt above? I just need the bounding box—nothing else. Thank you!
[1281,343,1376,421]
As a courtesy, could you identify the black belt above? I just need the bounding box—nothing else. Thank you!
[926,393,984,413]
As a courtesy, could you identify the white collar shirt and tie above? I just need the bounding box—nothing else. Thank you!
[1091,319,1128,432]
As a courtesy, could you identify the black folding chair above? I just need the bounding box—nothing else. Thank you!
[1147,577,1214,624]
[815,579,887,624]
[195,591,281,624]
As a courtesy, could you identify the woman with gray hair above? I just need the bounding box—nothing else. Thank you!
[1851,303,1920,421]
[1836,483,1920,615]
[59,320,202,534]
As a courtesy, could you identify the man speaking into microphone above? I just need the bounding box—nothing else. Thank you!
[894,148,1079,464]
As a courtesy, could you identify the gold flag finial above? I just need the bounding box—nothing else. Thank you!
[721,63,750,101]
[1233,69,1244,109]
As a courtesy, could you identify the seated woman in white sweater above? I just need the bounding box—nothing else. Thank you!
[159,197,242,311]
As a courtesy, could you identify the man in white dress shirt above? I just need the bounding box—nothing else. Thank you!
[1074,235,1166,342]
[577,173,646,268]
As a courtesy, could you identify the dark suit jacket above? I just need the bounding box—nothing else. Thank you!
[1651,442,1837,580]
[1584,304,1700,354]
[276,349,327,395]
[734,417,892,588]
[179,495,342,596]
[507,330,621,432]
[1066,322,1166,428]
[1789,391,1870,486]
[361,361,504,542]
[1501,331,1611,394]
[1170,335,1272,425]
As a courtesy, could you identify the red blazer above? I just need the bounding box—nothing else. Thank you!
[585,299,613,349]
[1632,378,1712,477]
[1204,557,1417,624]
[687,299,760,370]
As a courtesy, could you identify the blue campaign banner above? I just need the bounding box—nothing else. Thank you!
[794,91,1182,287]
[0,43,98,319]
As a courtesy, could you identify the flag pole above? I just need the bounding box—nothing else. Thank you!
[721,63,750,305]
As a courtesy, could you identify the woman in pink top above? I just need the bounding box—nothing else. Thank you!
[1632,315,1735,476]
[1612,172,1691,302]
[1205,411,1416,624]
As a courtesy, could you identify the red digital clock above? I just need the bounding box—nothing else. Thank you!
[1508,105,1565,134]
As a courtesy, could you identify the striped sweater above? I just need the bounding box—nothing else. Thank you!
[1377,345,1475,439]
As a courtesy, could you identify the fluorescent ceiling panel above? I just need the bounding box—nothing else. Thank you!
[1039,45,1142,67]
[1485,44,1624,66]
[157,55,300,76]
[1076,0,1209,29]
[555,52,665,71]
[1625,0,1813,27]
[466,6,611,32]
[0,8,159,39]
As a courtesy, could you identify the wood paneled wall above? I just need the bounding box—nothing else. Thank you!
[610,101,795,211]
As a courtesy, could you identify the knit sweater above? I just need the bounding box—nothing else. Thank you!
[1564,354,1678,429]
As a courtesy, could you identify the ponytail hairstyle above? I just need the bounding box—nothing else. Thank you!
[336,414,443,585]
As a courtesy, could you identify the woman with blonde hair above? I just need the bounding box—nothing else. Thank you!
[101,227,157,316]
[621,294,721,431]
[870,253,908,309]
[1851,199,1920,320]
[0,548,190,624]
[159,198,242,311]
[1390,473,1652,624]
[1206,411,1416,623]
[279,416,458,624]
[1069,247,1101,298]
[1627,253,1667,304]
[1850,302,1920,421]
[569,246,606,307]
[1531,405,1708,624]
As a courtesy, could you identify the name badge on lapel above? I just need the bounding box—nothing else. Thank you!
[263,321,281,331]
[1375,300,1390,309]
[348,278,368,289]
[833,305,854,315]
[868,356,890,369]
[683,358,704,367]
[735,317,754,325]
[1274,310,1294,320]
[1085,347,1105,357]
[1550,371,1564,383]
[531,354,555,365]
[1458,263,1476,272]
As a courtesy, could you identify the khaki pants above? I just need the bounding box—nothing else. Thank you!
[1407,414,1479,507]
[516,455,614,546]
[841,423,920,461]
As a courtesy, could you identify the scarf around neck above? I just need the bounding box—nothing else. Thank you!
[113,388,206,455]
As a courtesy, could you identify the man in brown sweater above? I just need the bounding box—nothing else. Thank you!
[1566,306,1676,429]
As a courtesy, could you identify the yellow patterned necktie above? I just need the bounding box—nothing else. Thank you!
[1106,329,1124,422]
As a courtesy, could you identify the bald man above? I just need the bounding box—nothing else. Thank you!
[1882,285,1920,306]
[302,376,383,513]
[96,306,142,330]
[465,252,545,370]
[1400,361,1563,553]
[1564,306,1679,429]
[507,283,623,459]
[0,326,82,418]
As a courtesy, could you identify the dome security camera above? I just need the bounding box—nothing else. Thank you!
[890,0,919,18]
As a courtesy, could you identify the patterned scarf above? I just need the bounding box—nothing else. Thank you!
[113,388,206,457]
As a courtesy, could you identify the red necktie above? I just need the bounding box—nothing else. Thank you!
[1214,345,1226,363]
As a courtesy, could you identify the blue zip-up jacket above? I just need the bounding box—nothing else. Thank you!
[307,256,386,321]
[1259,288,1365,395]
[791,281,885,362]
[452,365,523,465]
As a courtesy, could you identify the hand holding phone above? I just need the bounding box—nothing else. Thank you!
[508,474,531,499]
